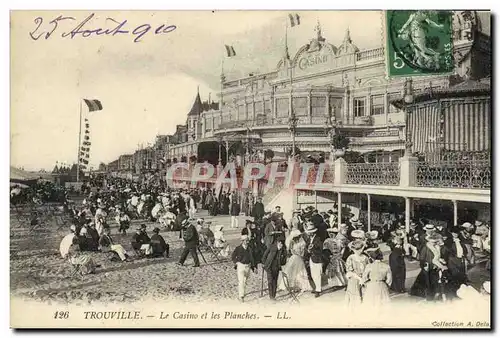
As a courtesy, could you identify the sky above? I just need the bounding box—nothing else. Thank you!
[11,10,489,171]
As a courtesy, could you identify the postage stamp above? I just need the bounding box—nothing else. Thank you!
[386,10,454,77]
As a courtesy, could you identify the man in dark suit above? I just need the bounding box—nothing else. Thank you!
[177,219,200,267]
[252,197,265,222]
[230,198,241,229]
[261,240,287,300]
[264,217,283,249]
[150,227,169,258]
[305,222,324,297]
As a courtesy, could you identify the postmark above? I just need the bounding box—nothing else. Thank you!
[386,10,454,77]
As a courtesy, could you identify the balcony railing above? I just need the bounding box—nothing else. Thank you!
[356,47,385,62]
[345,162,400,186]
[167,154,491,191]
[416,159,491,189]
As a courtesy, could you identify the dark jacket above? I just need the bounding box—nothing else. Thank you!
[98,234,113,250]
[182,225,199,248]
[230,202,241,216]
[261,244,287,273]
[231,244,256,268]
[151,233,168,255]
[307,233,324,264]
[131,231,150,250]
[252,202,265,220]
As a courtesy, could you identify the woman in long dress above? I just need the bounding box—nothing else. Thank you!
[362,247,392,307]
[388,235,406,293]
[345,239,370,307]
[323,228,347,287]
[278,230,312,292]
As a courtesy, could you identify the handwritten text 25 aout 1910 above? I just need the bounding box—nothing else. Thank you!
[29,13,177,43]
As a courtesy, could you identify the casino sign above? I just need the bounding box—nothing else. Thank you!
[298,54,330,70]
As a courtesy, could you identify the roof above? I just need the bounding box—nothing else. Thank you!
[187,92,203,116]
[390,77,491,109]
[10,166,40,181]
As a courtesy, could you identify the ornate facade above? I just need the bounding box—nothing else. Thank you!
[167,15,490,166]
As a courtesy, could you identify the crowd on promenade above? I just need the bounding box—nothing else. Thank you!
[13,174,489,306]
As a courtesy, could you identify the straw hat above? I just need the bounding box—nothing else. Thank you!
[424,224,435,231]
[367,230,379,240]
[461,222,473,229]
[351,230,365,239]
[327,227,339,233]
[304,222,317,233]
[475,220,483,227]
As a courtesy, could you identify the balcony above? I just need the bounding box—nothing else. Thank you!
[167,154,491,203]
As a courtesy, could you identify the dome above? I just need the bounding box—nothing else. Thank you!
[337,28,359,55]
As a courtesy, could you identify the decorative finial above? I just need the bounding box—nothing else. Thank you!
[315,20,322,39]
[344,27,351,43]
[197,85,200,95]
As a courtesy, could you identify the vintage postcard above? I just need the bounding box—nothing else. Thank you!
[10,10,491,329]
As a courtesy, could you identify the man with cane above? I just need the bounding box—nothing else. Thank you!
[177,219,200,267]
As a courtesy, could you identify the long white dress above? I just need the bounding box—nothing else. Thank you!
[278,238,312,292]
[362,261,392,307]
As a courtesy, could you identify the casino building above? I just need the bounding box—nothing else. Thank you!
[168,19,490,167]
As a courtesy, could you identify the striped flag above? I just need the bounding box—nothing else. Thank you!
[83,99,103,112]
[289,13,300,27]
[225,45,236,57]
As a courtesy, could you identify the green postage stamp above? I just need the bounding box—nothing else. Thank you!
[386,10,454,77]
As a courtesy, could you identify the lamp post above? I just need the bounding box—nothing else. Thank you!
[288,112,298,159]
[217,136,223,166]
[325,108,343,161]
[403,78,414,157]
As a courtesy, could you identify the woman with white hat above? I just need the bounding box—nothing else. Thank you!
[362,247,392,307]
[278,229,312,293]
[345,239,369,307]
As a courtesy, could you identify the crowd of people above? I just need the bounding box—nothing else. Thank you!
[230,203,491,305]
[34,174,489,306]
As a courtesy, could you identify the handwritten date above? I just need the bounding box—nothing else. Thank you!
[29,13,177,43]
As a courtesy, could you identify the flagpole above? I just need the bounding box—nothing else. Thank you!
[76,99,83,183]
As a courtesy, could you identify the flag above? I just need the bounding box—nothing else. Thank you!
[225,45,236,57]
[289,13,300,27]
[85,154,90,159]
[80,152,85,156]
[85,130,90,134]
[83,99,103,112]
[85,123,90,128]
[84,135,90,141]
[83,141,91,146]
[84,118,88,122]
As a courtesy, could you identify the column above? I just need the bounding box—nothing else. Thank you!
[349,91,354,124]
[314,190,318,210]
[452,200,458,226]
[384,89,388,126]
[343,89,349,125]
[337,192,342,223]
[307,91,312,124]
[325,93,330,116]
[405,197,411,232]
[367,194,371,232]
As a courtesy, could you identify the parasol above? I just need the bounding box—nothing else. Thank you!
[59,233,76,258]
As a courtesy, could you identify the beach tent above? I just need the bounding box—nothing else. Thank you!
[59,233,76,258]
[10,166,39,184]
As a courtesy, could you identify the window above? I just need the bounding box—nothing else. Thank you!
[246,103,253,119]
[311,97,326,116]
[264,100,272,115]
[205,118,213,131]
[293,97,308,116]
[371,95,385,115]
[276,98,289,117]
[354,98,366,117]
[387,92,401,114]
[213,115,220,130]
[254,101,263,114]
[237,105,246,120]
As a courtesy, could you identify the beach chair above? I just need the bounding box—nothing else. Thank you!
[281,272,300,303]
